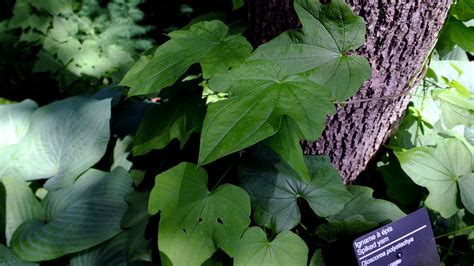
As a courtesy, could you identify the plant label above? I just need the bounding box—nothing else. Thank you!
[353,208,439,266]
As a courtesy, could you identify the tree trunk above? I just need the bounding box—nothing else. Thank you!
[248,0,452,182]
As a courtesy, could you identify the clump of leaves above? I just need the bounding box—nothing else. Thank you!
[7,0,153,88]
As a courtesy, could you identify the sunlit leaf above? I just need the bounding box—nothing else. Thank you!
[396,139,473,218]
[149,163,250,265]
[234,227,308,266]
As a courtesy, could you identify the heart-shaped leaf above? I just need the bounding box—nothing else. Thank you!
[239,146,351,232]
[250,0,371,101]
[396,138,473,218]
[148,163,251,266]
[234,227,308,266]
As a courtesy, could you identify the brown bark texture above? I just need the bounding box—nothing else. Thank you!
[247,0,452,182]
[303,0,452,182]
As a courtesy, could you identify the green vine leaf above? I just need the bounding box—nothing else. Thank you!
[250,0,371,101]
[10,168,133,261]
[199,60,335,165]
[234,227,308,266]
[122,20,252,96]
[239,146,351,233]
[396,138,474,218]
[133,96,205,156]
[148,163,251,266]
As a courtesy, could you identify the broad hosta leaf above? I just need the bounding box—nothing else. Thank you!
[199,60,335,165]
[10,168,133,261]
[0,97,111,189]
[133,97,205,156]
[70,232,141,266]
[0,177,44,245]
[239,146,351,233]
[396,138,473,218]
[122,20,252,96]
[264,117,311,182]
[329,186,405,223]
[0,245,36,266]
[234,227,308,266]
[250,0,371,100]
[148,163,251,266]
[0,100,37,148]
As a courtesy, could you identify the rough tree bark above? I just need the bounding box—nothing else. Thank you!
[248,0,452,182]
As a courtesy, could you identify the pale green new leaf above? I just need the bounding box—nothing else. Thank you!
[0,177,44,245]
[432,89,474,128]
[111,135,134,172]
[395,138,473,218]
[239,146,351,233]
[0,100,37,148]
[0,97,111,189]
[234,227,308,266]
[10,168,133,261]
[250,0,371,100]
[459,173,474,214]
[199,60,335,165]
[148,163,251,266]
[122,20,252,96]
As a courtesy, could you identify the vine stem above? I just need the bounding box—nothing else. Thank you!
[211,163,235,192]
[435,225,474,239]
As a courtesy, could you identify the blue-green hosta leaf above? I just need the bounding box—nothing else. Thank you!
[148,163,251,266]
[0,177,44,246]
[234,227,308,266]
[133,97,205,156]
[121,20,252,96]
[70,232,141,266]
[0,245,37,266]
[239,146,351,233]
[10,168,133,261]
[395,138,473,218]
[329,186,405,223]
[250,0,371,101]
[0,97,111,189]
[199,60,335,165]
[0,100,37,148]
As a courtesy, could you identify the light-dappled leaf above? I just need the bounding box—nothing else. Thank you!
[329,186,405,223]
[234,227,308,266]
[133,97,205,156]
[0,177,44,245]
[148,163,250,265]
[199,60,335,165]
[0,97,111,189]
[122,20,252,96]
[0,245,36,266]
[433,89,474,128]
[309,249,325,266]
[111,136,134,172]
[70,232,142,266]
[239,146,351,233]
[263,117,311,182]
[395,138,473,218]
[10,168,133,261]
[0,100,37,148]
[250,0,371,100]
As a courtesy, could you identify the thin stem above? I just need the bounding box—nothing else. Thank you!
[211,164,235,192]
[435,225,474,239]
